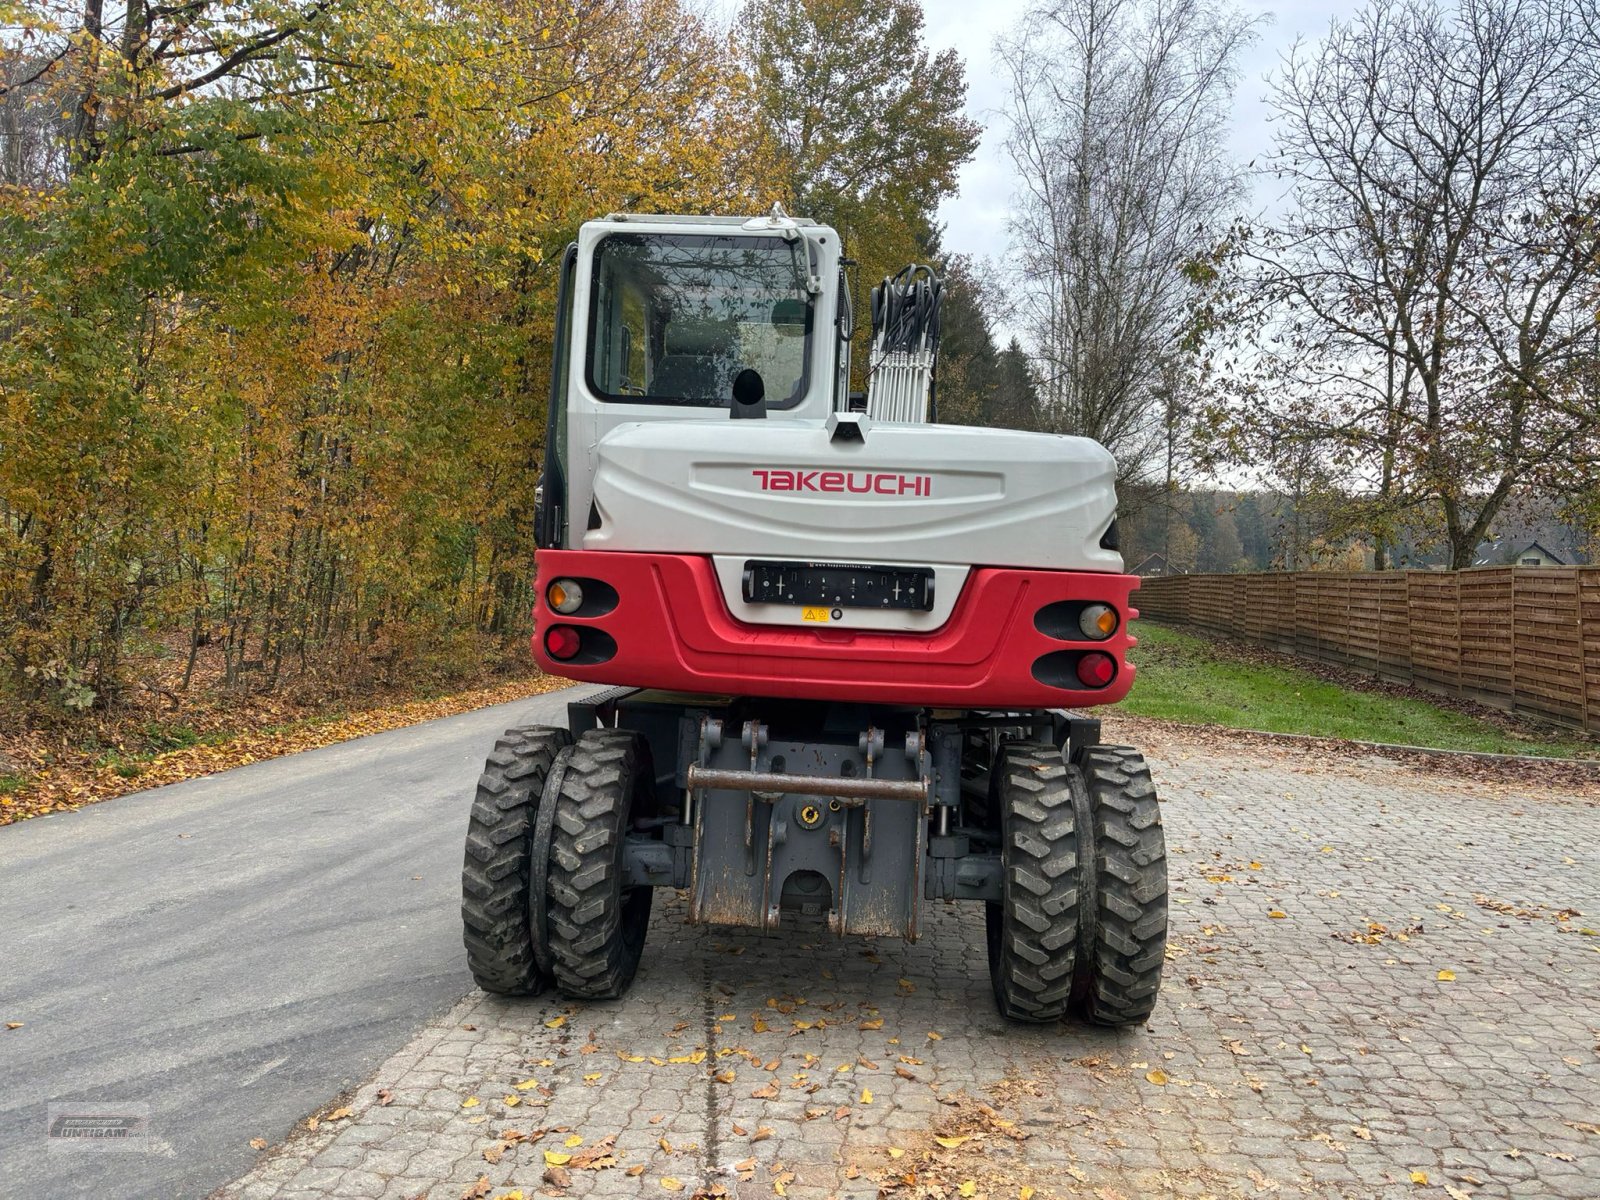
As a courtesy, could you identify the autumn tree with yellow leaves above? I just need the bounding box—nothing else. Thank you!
[0,0,979,712]
[737,0,980,371]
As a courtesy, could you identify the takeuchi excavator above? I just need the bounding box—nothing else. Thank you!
[460,208,1167,1025]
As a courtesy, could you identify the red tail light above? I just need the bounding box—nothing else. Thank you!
[1075,651,1116,688]
[545,626,582,661]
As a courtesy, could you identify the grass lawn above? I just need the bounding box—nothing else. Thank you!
[1122,621,1600,759]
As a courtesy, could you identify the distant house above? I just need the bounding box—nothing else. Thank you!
[1131,553,1176,577]
[1510,541,1565,567]
[1472,537,1569,568]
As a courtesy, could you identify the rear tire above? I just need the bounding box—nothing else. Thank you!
[985,742,1082,1022]
[1072,745,1168,1027]
[545,728,655,999]
[461,725,572,995]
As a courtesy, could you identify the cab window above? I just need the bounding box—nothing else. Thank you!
[586,232,813,408]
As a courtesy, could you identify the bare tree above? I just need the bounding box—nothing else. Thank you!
[997,0,1258,486]
[0,48,70,187]
[1247,0,1600,569]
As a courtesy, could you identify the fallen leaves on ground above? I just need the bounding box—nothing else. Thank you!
[875,1088,1035,1199]
[1332,921,1422,945]
[0,673,570,825]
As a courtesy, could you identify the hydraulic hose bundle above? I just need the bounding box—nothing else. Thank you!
[865,264,942,423]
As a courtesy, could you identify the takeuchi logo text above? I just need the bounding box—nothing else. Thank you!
[750,469,932,497]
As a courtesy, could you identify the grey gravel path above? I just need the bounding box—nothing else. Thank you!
[0,687,595,1200]
[215,727,1600,1200]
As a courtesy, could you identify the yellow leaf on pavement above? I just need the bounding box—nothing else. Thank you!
[1268,910,1288,919]
[1409,1170,1428,1185]
[860,1088,872,1104]
[959,1182,977,1197]
[564,1134,583,1147]
[1145,1070,1168,1085]
[888,1147,905,1159]
[461,1097,480,1108]
[513,1078,539,1090]
[935,1136,969,1149]
[544,1014,567,1029]
[660,1178,684,1192]
[543,1151,572,1167]
[1437,969,1456,981]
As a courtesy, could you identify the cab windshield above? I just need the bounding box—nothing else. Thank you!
[586,232,814,408]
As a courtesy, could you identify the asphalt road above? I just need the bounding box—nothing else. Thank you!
[0,686,592,1200]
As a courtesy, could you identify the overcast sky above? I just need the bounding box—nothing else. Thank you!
[918,0,1353,266]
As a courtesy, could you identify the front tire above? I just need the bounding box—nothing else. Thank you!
[545,728,655,1000]
[985,742,1083,1022]
[462,725,572,995]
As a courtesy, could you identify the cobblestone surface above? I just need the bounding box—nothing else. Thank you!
[217,731,1600,1200]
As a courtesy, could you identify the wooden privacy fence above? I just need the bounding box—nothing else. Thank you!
[1134,568,1600,733]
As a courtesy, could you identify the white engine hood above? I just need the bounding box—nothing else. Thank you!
[582,417,1122,574]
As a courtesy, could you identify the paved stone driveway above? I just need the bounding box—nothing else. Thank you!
[219,727,1600,1200]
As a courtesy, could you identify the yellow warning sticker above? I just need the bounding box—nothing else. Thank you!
[801,606,830,623]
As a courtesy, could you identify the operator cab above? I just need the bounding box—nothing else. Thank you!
[539,212,850,550]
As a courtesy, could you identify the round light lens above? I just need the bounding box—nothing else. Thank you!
[1075,651,1116,688]
[1078,603,1118,640]
[544,625,582,661]
[547,579,584,615]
